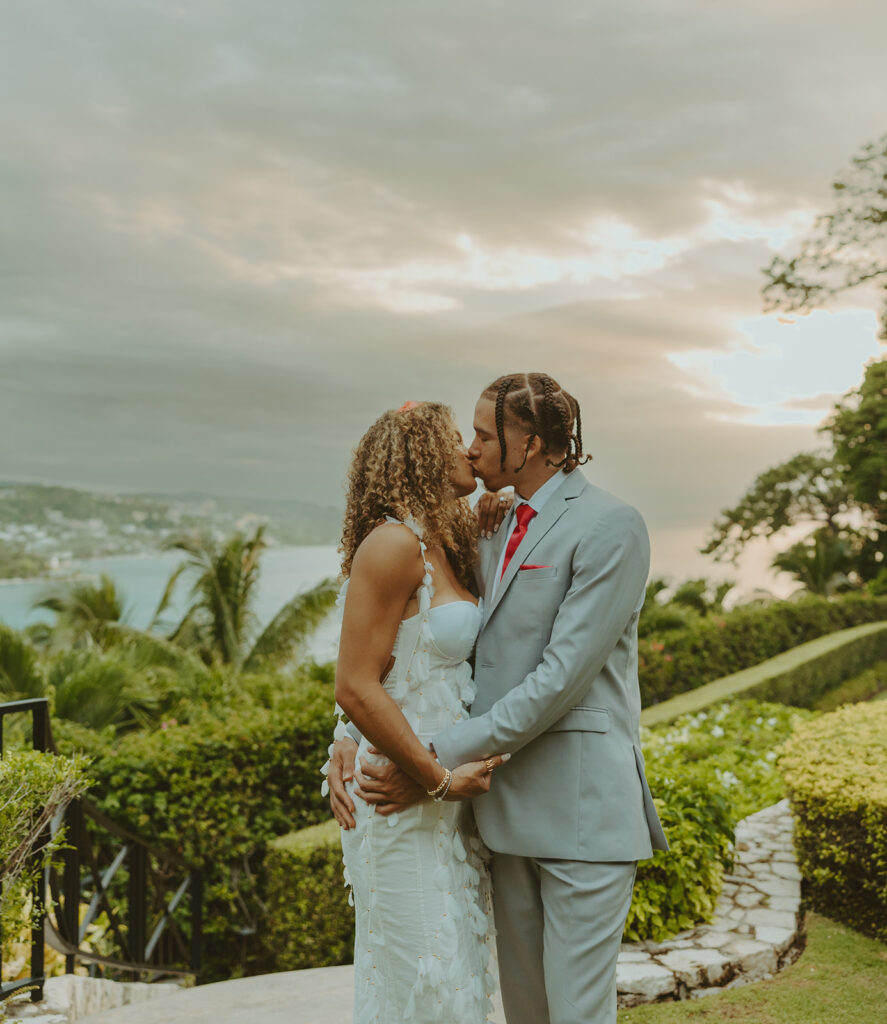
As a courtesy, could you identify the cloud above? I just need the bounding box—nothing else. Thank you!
[2,0,886,554]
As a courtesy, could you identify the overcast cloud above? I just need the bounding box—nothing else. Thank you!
[3,0,887,589]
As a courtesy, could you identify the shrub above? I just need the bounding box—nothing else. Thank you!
[625,765,733,942]
[813,659,887,712]
[780,702,887,942]
[1,749,90,972]
[641,622,887,727]
[639,593,887,706]
[262,819,352,972]
[629,699,815,942]
[54,668,335,981]
[642,700,816,823]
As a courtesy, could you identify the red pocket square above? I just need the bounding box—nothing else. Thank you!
[519,564,552,570]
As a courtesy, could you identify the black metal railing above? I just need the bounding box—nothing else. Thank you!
[0,699,50,1002]
[1,699,202,1002]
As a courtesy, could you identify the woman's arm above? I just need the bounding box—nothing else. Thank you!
[335,523,447,793]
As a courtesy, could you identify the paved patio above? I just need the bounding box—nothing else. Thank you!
[78,966,507,1024]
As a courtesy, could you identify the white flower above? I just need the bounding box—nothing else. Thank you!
[711,725,725,738]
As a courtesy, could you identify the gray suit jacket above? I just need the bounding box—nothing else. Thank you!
[433,470,668,862]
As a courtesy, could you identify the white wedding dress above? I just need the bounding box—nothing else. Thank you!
[321,518,497,1024]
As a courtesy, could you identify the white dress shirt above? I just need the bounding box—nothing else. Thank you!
[493,469,569,592]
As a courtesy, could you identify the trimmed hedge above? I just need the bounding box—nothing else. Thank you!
[54,673,334,981]
[639,594,887,706]
[641,622,887,727]
[262,819,352,971]
[780,702,887,942]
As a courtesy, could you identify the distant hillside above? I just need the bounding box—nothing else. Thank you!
[0,482,343,576]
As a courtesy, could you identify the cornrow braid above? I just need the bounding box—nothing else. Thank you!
[494,377,514,469]
[482,372,592,473]
[574,401,584,458]
[548,392,575,470]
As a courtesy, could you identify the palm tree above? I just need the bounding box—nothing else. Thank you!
[670,578,734,617]
[771,528,856,597]
[45,649,163,733]
[32,573,126,649]
[155,525,338,670]
[0,623,44,702]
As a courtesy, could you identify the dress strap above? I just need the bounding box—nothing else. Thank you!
[384,515,434,605]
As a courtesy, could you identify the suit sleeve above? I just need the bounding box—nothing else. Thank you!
[433,505,650,768]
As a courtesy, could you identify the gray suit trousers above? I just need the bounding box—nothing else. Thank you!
[492,853,636,1024]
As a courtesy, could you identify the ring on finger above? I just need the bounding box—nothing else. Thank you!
[484,757,495,774]
[498,496,508,503]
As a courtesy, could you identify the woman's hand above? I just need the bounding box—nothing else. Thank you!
[445,753,510,800]
[475,490,514,539]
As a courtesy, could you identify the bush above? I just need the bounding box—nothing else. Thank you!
[813,659,887,712]
[780,702,887,942]
[1,749,89,974]
[262,819,353,972]
[639,594,887,706]
[629,700,815,942]
[55,668,335,981]
[625,766,733,942]
[641,622,887,727]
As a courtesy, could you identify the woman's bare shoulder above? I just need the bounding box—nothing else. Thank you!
[351,521,425,586]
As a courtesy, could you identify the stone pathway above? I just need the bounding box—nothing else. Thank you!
[5,801,802,1023]
[616,799,803,1007]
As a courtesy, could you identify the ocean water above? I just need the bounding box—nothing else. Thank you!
[0,545,343,663]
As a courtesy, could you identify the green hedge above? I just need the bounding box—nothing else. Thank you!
[262,819,352,971]
[639,594,887,706]
[641,622,887,727]
[780,702,887,942]
[54,672,334,981]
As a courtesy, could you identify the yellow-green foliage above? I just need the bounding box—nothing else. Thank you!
[780,702,887,941]
[262,819,353,971]
[1,749,90,969]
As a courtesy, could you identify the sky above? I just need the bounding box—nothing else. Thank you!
[3,1,887,595]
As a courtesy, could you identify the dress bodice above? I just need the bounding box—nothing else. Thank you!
[324,516,481,753]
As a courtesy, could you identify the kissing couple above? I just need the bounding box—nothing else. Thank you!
[323,371,668,1024]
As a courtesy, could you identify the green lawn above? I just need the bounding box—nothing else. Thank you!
[622,915,887,1023]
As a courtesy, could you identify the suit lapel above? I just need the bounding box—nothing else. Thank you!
[483,471,587,626]
[482,514,511,610]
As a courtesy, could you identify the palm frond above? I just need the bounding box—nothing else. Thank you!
[244,578,338,672]
[0,624,46,701]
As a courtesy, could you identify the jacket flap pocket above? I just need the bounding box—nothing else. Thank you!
[547,706,610,733]
[516,566,558,580]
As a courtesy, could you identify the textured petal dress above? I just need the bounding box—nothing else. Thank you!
[321,518,497,1023]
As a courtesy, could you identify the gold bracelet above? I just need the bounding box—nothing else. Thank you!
[426,768,451,800]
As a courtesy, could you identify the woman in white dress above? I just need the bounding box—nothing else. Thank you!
[322,401,507,1024]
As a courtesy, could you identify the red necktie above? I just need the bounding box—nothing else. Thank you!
[501,504,537,578]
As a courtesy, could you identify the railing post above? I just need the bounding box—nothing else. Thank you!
[62,800,83,974]
[190,871,203,980]
[128,845,148,964]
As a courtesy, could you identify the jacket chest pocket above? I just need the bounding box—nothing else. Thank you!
[514,566,558,581]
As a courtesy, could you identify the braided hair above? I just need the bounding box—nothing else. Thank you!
[482,372,591,473]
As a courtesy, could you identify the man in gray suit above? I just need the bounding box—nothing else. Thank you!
[329,372,667,1024]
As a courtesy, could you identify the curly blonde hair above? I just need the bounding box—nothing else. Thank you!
[340,403,478,587]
